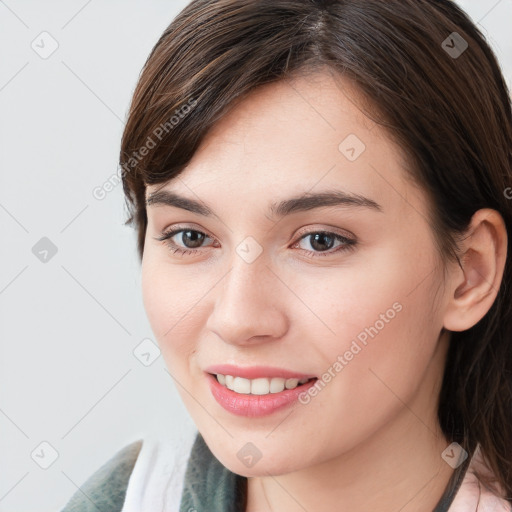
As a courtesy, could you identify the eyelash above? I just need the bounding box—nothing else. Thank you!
[154,226,357,258]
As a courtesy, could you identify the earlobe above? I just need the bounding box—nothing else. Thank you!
[443,209,507,332]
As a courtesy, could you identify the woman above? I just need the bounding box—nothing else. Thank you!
[61,0,512,510]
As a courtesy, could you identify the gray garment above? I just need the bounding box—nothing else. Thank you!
[60,433,469,512]
[60,440,142,512]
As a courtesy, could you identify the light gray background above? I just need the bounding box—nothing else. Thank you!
[0,1,510,511]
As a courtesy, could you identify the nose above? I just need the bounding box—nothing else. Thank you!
[206,254,289,346]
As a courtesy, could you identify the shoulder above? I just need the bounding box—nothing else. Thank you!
[449,445,512,512]
[60,439,143,512]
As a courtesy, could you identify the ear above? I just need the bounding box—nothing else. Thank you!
[443,208,508,332]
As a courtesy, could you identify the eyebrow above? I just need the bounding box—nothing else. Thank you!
[145,189,383,217]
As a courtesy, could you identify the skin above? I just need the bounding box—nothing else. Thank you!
[141,69,507,511]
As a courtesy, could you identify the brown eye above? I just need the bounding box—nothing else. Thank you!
[308,232,336,251]
[178,230,207,248]
[155,227,214,256]
[294,231,356,257]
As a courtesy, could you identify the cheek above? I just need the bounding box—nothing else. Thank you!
[294,242,443,438]
[297,241,437,366]
[289,241,428,346]
[141,252,209,368]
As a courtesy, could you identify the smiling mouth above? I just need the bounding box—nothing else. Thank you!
[209,373,318,395]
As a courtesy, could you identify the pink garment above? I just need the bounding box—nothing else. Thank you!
[448,444,511,511]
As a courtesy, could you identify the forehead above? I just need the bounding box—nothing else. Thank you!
[145,71,423,220]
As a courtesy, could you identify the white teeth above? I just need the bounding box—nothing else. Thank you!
[269,377,285,393]
[225,374,234,390]
[215,374,312,395]
[285,378,299,389]
[233,377,251,394]
[251,378,270,395]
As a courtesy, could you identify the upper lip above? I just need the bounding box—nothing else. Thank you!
[204,364,317,380]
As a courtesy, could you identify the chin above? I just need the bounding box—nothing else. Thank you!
[227,459,296,478]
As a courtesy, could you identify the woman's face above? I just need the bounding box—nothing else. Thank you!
[141,70,453,476]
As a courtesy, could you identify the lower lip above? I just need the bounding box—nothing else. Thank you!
[207,373,318,417]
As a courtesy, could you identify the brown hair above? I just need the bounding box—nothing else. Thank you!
[120,0,512,500]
